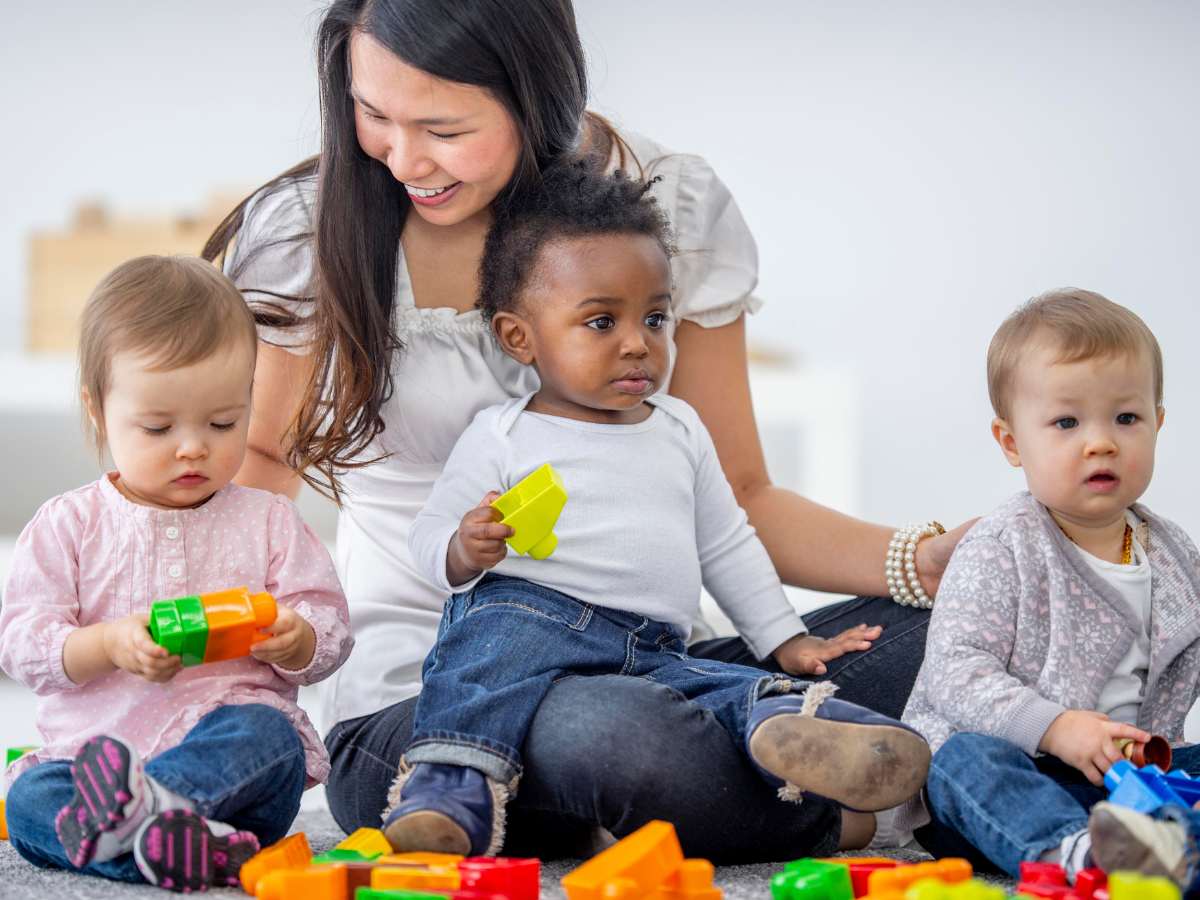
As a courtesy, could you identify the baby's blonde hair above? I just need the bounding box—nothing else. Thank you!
[79,255,257,450]
[987,288,1163,420]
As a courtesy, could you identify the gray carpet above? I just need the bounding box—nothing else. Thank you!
[0,807,1009,898]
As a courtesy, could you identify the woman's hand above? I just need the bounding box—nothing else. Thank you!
[103,615,183,683]
[251,605,317,671]
[771,625,882,676]
[915,519,979,596]
[447,492,513,587]
[1040,709,1152,786]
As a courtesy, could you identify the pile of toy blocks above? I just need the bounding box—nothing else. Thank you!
[560,820,720,899]
[239,827,538,899]
[768,856,1179,900]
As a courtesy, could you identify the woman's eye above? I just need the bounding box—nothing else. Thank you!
[1054,417,1079,430]
[1116,412,1139,425]
[586,316,614,331]
[429,131,465,140]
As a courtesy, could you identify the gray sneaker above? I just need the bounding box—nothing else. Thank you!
[1088,802,1191,887]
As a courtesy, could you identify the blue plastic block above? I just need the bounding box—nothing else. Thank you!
[1105,759,1200,814]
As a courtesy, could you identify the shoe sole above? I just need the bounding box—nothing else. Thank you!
[748,714,931,811]
[134,810,259,892]
[1090,804,1188,884]
[384,809,472,856]
[54,736,136,868]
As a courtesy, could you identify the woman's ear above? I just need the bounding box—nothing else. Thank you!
[492,311,536,366]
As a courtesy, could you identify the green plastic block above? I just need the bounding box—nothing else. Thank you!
[1108,871,1182,900]
[5,746,38,766]
[771,858,853,900]
[312,847,383,865]
[148,595,208,666]
[354,889,447,900]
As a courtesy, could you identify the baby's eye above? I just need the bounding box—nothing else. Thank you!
[141,425,170,436]
[1115,412,1139,425]
[211,421,237,431]
[646,312,668,329]
[586,316,615,331]
[1054,417,1078,430]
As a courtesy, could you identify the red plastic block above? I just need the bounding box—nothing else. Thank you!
[1074,868,1108,900]
[1020,861,1069,886]
[459,857,539,900]
[818,857,900,897]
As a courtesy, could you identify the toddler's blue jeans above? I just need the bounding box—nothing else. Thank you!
[406,574,800,785]
[6,703,307,884]
[917,731,1200,877]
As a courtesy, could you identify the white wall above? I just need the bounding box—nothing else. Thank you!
[3,1,1199,538]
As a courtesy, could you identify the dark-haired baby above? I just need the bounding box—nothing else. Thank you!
[391,166,932,857]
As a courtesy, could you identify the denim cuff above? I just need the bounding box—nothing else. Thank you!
[405,735,521,785]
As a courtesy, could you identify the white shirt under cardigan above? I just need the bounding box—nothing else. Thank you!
[225,130,766,726]
[410,394,807,660]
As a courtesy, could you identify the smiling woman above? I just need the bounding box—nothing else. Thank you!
[202,0,969,864]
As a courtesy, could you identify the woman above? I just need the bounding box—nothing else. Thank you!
[208,0,969,862]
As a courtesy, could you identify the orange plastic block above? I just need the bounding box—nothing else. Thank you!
[240,831,312,893]
[372,864,462,891]
[818,857,899,897]
[377,852,466,869]
[200,587,277,662]
[867,858,972,894]
[256,863,363,900]
[0,797,7,841]
[646,858,722,899]
[459,856,540,900]
[562,820,685,900]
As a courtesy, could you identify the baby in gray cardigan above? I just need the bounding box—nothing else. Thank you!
[899,290,1200,882]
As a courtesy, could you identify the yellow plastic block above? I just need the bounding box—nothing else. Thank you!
[904,877,1006,899]
[240,831,312,893]
[492,463,567,559]
[647,858,722,899]
[256,863,350,900]
[372,864,462,891]
[332,827,392,859]
[562,820,685,900]
[1107,871,1182,900]
[0,797,7,840]
[867,859,972,894]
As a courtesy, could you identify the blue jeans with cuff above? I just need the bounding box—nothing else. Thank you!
[407,574,800,786]
[916,731,1200,877]
[326,590,930,863]
[6,703,307,884]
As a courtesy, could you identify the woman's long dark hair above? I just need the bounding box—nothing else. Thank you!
[204,0,630,500]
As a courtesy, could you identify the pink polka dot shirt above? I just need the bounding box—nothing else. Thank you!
[0,474,353,787]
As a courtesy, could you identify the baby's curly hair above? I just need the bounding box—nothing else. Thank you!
[478,163,675,321]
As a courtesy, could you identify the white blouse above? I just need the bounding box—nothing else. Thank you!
[228,131,763,725]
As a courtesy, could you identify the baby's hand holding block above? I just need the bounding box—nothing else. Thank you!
[148,587,277,666]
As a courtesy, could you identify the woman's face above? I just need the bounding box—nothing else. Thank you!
[349,32,523,227]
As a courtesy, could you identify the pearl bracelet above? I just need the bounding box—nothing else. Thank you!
[885,521,945,609]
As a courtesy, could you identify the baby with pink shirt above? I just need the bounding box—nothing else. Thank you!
[0,256,353,892]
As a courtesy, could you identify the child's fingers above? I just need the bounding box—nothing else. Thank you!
[132,628,168,657]
[251,634,294,656]
[465,521,512,541]
[1106,723,1152,744]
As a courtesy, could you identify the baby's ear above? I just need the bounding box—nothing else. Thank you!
[991,417,1022,468]
[492,311,536,366]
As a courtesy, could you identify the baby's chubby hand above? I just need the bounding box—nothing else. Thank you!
[771,624,882,676]
[1041,709,1152,786]
[104,614,183,683]
[447,491,513,587]
[250,605,316,671]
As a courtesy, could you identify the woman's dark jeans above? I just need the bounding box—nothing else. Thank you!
[324,595,929,864]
